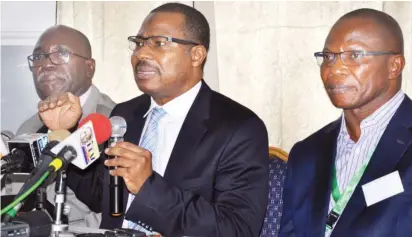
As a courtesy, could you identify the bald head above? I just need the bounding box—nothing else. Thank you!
[30,25,95,100]
[335,8,404,54]
[320,8,405,113]
[37,25,92,57]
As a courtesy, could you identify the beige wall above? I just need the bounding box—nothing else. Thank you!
[58,1,412,151]
[57,1,192,103]
[212,1,412,151]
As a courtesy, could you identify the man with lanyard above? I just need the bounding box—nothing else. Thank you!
[279,8,412,237]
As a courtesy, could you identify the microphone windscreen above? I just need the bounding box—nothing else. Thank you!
[78,113,112,144]
[48,130,71,142]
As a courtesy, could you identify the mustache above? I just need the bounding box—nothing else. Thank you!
[325,83,352,90]
[135,61,159,73]
[37,70,67,82]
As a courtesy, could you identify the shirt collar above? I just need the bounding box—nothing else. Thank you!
[143,81,202,119]
[339,90,405,136]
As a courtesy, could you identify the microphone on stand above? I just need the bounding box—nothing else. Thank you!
[108,116,127,217]
[3,114,112,223]
[0,149,26,173]
[7,133,49,173]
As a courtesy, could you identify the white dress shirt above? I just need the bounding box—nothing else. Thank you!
[327,90,405,235]
[122,81,202,229]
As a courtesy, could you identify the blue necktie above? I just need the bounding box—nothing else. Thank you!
[127,107,166,231]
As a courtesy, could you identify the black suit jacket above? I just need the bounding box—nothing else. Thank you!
[67,81,269,236]
[279,96,412,237]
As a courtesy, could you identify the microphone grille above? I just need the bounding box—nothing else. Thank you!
[110,116,127,137]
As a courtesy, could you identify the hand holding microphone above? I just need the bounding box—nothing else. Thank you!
[104,134,153,196]
[107,116,127,216]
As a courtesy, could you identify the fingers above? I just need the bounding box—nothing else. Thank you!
[105,156,136,168]
[105,146,138,160]
[38,92,76,112]
[109,167,128,177]
[115,142,147,154]
[104,143,151,169]
[67,92,80,107]
[104,142,153,194]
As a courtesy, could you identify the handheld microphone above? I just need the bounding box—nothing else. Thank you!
[109,116,127,217]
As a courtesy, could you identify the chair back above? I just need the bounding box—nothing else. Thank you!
[259,146,288,237]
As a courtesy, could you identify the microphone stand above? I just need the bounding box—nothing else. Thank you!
[48,145,77,237]
[51,169,75,237]
[35,183,48,211]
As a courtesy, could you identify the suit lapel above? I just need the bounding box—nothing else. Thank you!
[333,96,412,234]
[163,82,210,184]
[311,119,341,235]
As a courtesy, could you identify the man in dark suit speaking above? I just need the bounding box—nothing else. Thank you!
[38,3,269,236]
[279,8,412,237]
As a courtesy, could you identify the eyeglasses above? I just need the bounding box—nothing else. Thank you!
[127,35,200,51]
[27,50,90,68]
[314,50,400,67]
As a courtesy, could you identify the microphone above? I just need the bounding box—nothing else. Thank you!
[2,139,68,222]
[50,113,112,170]
[14,114,111,197]
[78,113,112,145]
[0,149,26,173]
[4,114,111,220]
[109,116,127,217]
[7,133,49,172]
[48,130,71,142]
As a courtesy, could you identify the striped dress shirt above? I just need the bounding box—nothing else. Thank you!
[327,90,405,232]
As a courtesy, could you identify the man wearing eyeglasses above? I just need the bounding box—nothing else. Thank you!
[47,2,269,237]
[279,8,412,237]
[16,25,116,228]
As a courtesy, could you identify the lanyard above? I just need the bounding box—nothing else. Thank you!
[331,167,341,202]
[325,147,376,234]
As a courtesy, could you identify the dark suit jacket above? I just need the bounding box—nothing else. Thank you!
[279,96,412,237]
[67,81,269,236]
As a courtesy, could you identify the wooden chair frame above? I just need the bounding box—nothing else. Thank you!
[269,146,288,162]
